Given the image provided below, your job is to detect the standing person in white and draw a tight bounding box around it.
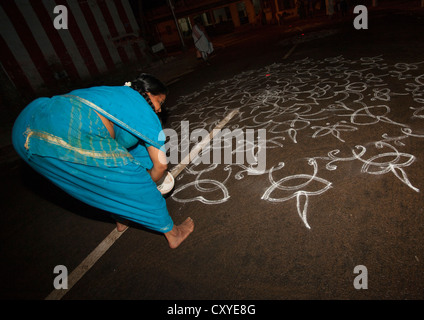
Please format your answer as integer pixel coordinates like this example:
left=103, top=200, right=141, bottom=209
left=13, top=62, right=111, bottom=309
left=192, top=17, right=213, bottom=64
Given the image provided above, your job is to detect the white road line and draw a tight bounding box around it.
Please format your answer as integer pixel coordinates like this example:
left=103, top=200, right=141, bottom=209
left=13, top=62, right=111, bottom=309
left=45, top=228, right=125, bottom=300
left=283, top=43, right=298, bottom=60
left=44, top=108, right=239, bottom=300
left=170, top=108, right=239, bottom=178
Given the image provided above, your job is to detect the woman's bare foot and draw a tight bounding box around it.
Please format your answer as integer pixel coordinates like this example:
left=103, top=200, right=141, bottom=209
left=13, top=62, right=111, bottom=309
left=164, top=217, right=194, bottom=249
left=116, top=221, right=129, bottom=232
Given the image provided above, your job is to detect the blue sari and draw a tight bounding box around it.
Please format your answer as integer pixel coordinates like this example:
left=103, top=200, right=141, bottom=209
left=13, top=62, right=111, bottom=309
left=12, top=86, right=173, bottom=233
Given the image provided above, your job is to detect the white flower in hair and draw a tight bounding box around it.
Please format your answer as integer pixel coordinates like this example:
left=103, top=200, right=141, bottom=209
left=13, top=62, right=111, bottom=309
left=124, top=82, right=131, bottom=87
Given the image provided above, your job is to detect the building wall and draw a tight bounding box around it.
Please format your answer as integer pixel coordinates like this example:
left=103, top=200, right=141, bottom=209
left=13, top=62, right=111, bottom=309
left=146, top=0, right=258, bottom=50
left=0, top=0, right=150, bottom=101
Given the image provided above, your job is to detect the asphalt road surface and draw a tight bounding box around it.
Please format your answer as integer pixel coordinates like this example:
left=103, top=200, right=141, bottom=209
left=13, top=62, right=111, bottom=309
left=1, top=5, right=423, bottom=306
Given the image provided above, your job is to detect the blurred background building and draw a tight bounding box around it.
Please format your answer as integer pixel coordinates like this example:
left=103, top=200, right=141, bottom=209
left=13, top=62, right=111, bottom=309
left=142, top=0, right=307, bottom=52
left=0, top=0, right=333, bottom=107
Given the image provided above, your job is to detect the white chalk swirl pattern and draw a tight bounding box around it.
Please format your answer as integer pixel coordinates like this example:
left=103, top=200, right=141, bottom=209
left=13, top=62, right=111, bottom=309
left=166, top=56, right=424, bottom=229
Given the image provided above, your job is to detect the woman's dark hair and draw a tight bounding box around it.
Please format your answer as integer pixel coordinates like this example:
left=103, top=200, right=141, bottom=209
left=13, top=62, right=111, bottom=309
left=130, top=73, right=169, bottom=113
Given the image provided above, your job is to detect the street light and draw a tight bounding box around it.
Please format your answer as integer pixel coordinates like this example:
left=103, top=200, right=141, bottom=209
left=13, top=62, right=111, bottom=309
left=167, top=0, right=186, bottom=50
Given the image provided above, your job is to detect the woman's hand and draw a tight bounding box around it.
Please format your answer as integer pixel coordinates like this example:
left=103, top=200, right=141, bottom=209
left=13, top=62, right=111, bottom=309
left=147, top=146, right=168, bottom=182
